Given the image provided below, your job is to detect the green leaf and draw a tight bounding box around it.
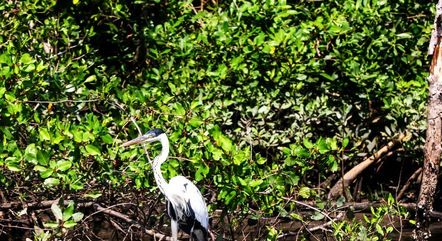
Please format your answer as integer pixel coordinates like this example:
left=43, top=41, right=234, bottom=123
left=39, top=128, right=51, bottom=141
left=72, top=212, right=84, bottom=222
left=174, top=103, right=186, bottom=116
left=396, top=33, right=412, bottom=39
left=225, top=190, right=237, bottom=205
left=249, top=179, right=263, bottom=187
left=310, top=212, right=325, bottom=221
left=24, top=64, right=35, bottom=72
left=328, top=155, right=338, bottom=172
left=43, top=221, right=59, bottom=229
left=63, top=220, right=77, bottom=228
left=342, top=138, right=349, bottom=148
left=375, top=223, right=384, bottom=236
left=84, top=75, right=97, bottom=83
left=37, top=150, right=50, bottom=166
left=36, top=62, right=47, bottom=72
left=63, top=202, right=75, bottom=221
left=70, top=182, right=84, bottom=191
left=189, top=116, right=203, bottom=127
left=6, top=157, right=20, bottom=172
left=85, top=144, right=101, bottom=156
left=320, top=72, right=337, bottom=81
left=101, top=134, right=113, bottom=144
left=24, top=144, right=38, bottom=164
left=317, top=138, right=329, bottom=154
left=33, top=165, right=48, bottom=172
left=290, top=212, right=303, bottom=221
left=256, top=156, right=267, bottom=165
left=190, top=99, right=201, bottom=109
left=83, top=192, right=102, bottom=199
left=0, top=87, right=5, bottom=98
left=44, top=177, right=60, bottom=187
left=6, top=162, right=21, bottom=172
left=293, top=146, right=310, bottom=158
left=298, top=186, right=311, bottom=199
left=211, top=147, right=223, bottom=161
left=336, top=196, right=346, bottom=207
left=56, top=160, right=72, bottom=172
left=40, top=169, right=54, bottom=178
left=233, top=149, right=246, bottom=165
left=217, top=134, right=233, bottom=153
left=328, top=138, right=338, bottom=150
left=195, top=164, right=209, bottom=182
left=19, top=53, right=35, bottom=65
left=303, top=138, right=314, bottom=149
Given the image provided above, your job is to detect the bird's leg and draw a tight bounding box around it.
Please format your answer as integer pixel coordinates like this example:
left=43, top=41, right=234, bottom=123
left=171, top=220, right=178, bottom=241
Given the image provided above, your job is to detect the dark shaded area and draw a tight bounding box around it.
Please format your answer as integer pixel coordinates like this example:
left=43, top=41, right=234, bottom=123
left=53, top=0, right=170, bottom=81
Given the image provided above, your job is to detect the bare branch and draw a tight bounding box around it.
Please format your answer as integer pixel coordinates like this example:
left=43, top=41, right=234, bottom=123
left=328, top=133, right=408, bottom=199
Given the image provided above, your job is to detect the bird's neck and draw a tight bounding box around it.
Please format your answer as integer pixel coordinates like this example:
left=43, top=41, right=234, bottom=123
left=152, top=135, right=170, bottom=196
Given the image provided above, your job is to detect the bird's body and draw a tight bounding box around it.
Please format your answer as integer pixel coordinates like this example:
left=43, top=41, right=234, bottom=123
left=167, top=176, right=208, bottom=241
left=123, top=129, right=209, bottom=241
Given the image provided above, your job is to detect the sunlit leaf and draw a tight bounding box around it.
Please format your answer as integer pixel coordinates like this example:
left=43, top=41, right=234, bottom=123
left=72, top=212, right=84, bottom=222
left=298, top=186, right=311, bottom=199
left=39, top=128, right=51, bottom=141
left=24, top=144, right=38, bottom=164
left=51, top=203, right=63, bottom=221
left=19, top=53, right=35, bottom=65
left=310, top=212, right=324, bottom=221
left=44, top=178, right=60, bottom=187
left=85, top=144, right=101, bottom=156
left=56, top=160, right=72, bottom=172
left=62, top=202, right=75, bottom=221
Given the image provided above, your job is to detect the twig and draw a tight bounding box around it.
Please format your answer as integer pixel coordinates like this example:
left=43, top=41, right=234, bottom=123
left=397, top=167, right=423, bottom=201
left=130, top=117, right=143, bottom=136
left=91, top=203, right=174, bottom=241
left=169, top=156, right=194, bottom=162
left=82, top=202, right=137, bottom=223
left=277, top=211, right=345, bottom=240
left=0, top=223, right=50, bottom=231
left=110, top=219, right=127, bottom=234
left=128, top=117, right=152, bottom=163
left=286, top=199, right=334, bottom=223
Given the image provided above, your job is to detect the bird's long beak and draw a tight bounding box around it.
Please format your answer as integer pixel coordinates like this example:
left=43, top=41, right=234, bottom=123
left=121, top=133, right=154, bottom=147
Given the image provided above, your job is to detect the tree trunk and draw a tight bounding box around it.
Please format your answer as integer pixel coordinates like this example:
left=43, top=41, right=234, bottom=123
left=415, top=1, right=442, bottom=239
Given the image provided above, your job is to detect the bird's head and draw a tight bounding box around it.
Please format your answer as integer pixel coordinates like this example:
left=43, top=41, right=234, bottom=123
left=122, top=128, right=165, bottom=147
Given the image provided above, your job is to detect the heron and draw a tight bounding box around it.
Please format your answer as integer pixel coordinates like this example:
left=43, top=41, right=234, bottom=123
left=122, top=128, right=209, bottom=241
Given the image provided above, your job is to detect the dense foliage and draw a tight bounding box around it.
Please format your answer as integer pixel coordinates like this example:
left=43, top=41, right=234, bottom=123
left=0, top=0, right=433, bottom=239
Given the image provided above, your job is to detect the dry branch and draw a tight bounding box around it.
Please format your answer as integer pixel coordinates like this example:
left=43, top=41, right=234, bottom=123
left=0, top=199, right=175, bottom=241
left=328, top=133, right=407, bottom=199
left=397, top=167, right=422, bottom=201
left=91, top=203, right=174, bottom=241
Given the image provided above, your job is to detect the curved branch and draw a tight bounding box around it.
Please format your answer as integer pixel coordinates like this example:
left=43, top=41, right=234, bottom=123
left=328, top=133, right=408, bottom=199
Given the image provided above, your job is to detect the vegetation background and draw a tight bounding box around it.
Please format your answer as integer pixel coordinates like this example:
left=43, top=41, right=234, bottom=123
left=0, top=0, right=434, bottom=240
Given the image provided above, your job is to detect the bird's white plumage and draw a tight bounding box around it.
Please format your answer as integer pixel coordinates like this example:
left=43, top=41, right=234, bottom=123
left=167, top=175, right=209, bottom=229
left=123, top=130, right=209, bottom=241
